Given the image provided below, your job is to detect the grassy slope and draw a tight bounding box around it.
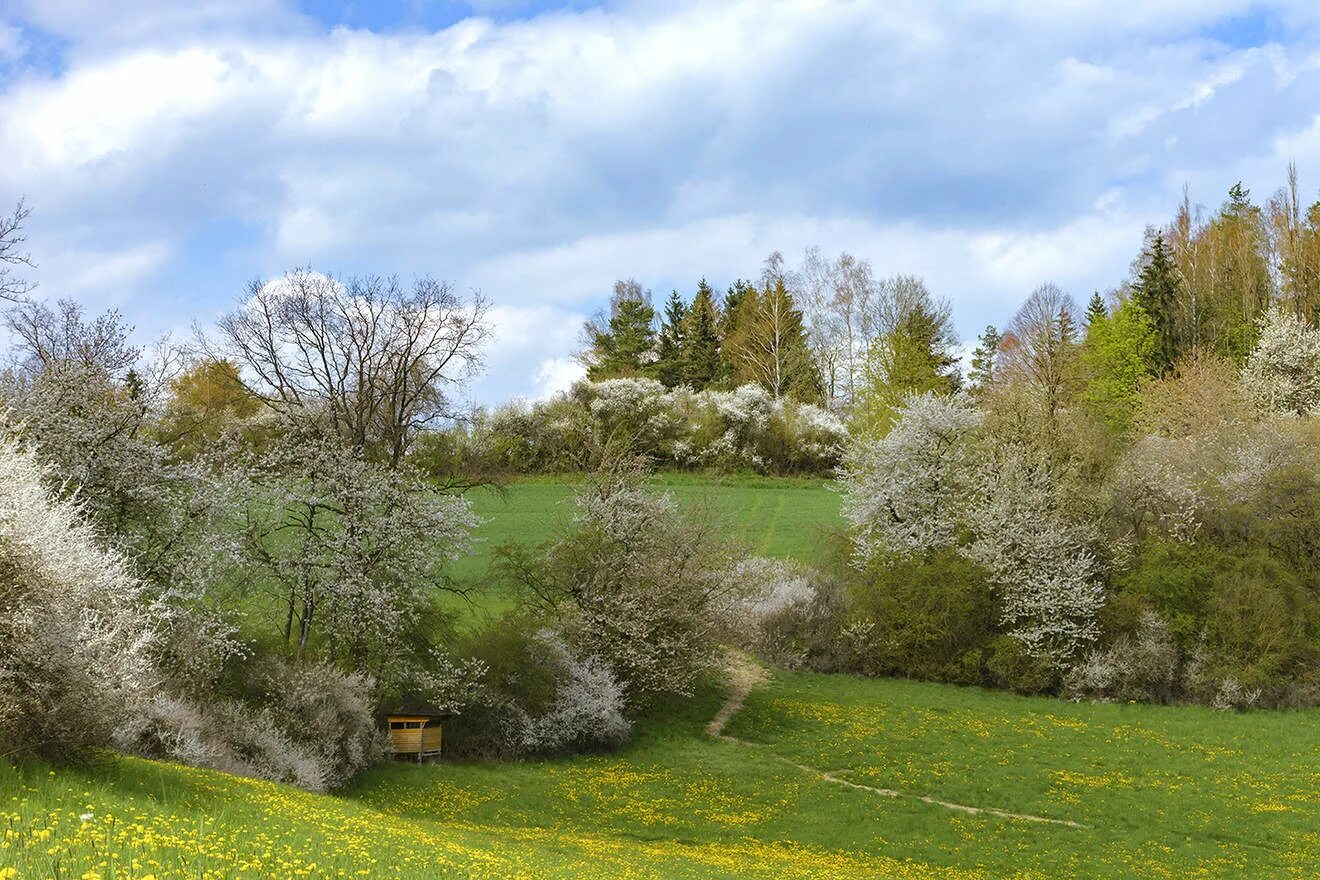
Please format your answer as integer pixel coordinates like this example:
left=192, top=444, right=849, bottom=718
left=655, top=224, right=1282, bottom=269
left=7, top=474, right=1319, bottom=877
left=444, top=473, right=842, bottom=617
left=4, top=670, right=1318, bottom=878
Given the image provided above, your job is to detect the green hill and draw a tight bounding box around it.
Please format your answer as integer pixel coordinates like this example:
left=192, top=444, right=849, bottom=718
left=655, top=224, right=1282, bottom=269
left=445, top=474, right=842, bottom=616
left=5, top=665, right=1318, bottom=878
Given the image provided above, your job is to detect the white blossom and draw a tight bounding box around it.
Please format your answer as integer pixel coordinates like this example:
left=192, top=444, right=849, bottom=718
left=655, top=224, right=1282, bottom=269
left=0, top=432, right=157, bottom=753
left=1242, top=306, right=1320, bottom=416
left=840, top=392, right=981, bottom=560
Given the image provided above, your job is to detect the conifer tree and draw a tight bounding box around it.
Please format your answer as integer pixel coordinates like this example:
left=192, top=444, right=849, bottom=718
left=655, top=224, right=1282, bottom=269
left=1132, top=233, right=1182, bottom=376
left=584, top=279, right=657, bottom=379
left=852, top=295, right=960, bottom=434
left=717, top=279, right=756, bottom=385
left=1085, top=292, right=1107, bottom=327
left=680, top=279, right=721, bottom=390
left=723, top=278, right=821, bottom=401
left=655, top=289, right=687, bottom=388
left=968, top=325, right=1002, bottom=394
left=1058, top=307, right=1077, bottom=346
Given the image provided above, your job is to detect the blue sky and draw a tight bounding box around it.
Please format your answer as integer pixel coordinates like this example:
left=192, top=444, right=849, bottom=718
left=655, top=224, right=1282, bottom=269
left=2, top=0, right=1319, bottom=403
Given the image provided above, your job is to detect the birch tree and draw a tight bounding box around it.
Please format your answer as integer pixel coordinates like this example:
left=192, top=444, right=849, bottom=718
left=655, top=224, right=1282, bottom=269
left=724, top=265, right=820, bottom=402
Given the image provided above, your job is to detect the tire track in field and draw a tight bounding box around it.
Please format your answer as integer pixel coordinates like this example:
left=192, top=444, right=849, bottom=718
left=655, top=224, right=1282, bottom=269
left=709, top=652, right=1091, bottom=830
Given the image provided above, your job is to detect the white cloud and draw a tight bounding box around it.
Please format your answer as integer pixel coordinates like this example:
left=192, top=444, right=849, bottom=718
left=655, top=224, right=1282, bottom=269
left=2, top=0, right=1319, bottom=402
left=34, top=241, right=172, bottom=305
left=533, top=357, right=586, bottom=399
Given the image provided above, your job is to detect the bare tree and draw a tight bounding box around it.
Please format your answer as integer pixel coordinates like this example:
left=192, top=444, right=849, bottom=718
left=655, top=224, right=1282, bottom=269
left=5, top=298, right=141, bottom=377
left=799, top=248, right=876, bottom=406
left=0, top=200, right=35, bottom=304
left=209, top=269, right=491, bottom=468
left=1000, top=282, right=1080, bottom=421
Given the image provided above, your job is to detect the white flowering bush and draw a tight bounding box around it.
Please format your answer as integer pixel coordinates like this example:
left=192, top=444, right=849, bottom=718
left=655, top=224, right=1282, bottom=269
left=721, top=556, right=848, bottom=669
left=434, top=380, right=847, bottom=476
left=1111, top=419, right=1318, bottom=545
left=118, top=662, right=385, bottom=792
left=841, top=392, right=1106, bottom=668
left=123, top=695, right=328, bottom=791
left=516, top=632, right=630, bottom=755
left=1064, top=612, right=1178, bottom=704
left=840, top=392, right=981, bottom=560
left=963, top=442, right=1106, bottom=665
left=498, top=460, right=740, bottom=703
left=258, top=662, right=386, bottom=789
left=0, top=434, right=157, bottom=756
left=240, top=433, right=478, bottom=674
left=1242, top=306, right=1320, bottom=416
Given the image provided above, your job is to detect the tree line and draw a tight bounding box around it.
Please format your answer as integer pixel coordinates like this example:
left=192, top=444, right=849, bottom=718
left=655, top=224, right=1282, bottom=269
left=583, top=166, right=1320, bottom=444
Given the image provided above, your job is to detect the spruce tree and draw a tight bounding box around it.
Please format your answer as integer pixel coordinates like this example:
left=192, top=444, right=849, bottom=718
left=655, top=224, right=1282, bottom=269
left=852, top=298, right=960, bottom=434
left=717, top=279, right=756, bottom=385
left=655, top=289, right=687, bottom=388
left=967, top=324, right=1001, bottom=394
left=586, top=280, right=657, bottom=379
left=1057, top=307, right=1078, bottom=346
left=1133, top=233, right=1181, bottom=376
left=1085, top=292, right=1107, bottom=327
left=680, top=279, right=721, bottom=389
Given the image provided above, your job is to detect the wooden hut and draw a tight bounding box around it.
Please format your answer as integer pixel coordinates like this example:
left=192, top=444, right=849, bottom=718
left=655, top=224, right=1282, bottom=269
left=386, top=706, right=451, bottom=762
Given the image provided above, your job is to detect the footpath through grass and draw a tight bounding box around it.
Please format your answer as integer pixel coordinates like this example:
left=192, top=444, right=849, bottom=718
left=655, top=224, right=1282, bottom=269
left=5, top=669, right=1318, bottom=878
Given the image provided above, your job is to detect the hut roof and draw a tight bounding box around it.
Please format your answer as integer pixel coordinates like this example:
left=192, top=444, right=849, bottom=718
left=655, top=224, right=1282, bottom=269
left=387, top=701, right=456, bottom=720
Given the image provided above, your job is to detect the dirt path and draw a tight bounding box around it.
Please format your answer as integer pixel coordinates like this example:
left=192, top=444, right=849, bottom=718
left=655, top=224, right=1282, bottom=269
left=707, top=652, right=1090, bottom=830
left=706, top=650, right=769, bottom=738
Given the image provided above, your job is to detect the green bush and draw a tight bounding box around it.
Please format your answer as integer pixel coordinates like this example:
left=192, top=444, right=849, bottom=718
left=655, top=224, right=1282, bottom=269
left=985, top=635, right=1057, bottom=694
left=845, top=551, right=997, bottom=685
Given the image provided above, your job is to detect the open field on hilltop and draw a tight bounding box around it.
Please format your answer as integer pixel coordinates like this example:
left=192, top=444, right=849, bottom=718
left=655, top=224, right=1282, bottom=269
left=444, top=473, right=843, bottom=616
left=5, top=666, right=1318, bottom=879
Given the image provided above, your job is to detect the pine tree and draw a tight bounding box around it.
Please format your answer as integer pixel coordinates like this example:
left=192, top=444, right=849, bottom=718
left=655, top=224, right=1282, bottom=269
left=1085, top=292, right=1107, bottom=327
left=680, top=279, right=721, bottom=389
left=1133, top=233, right=1181, bottom=376
left=655, top=289, right=687, bottom=388
left=585, top=280, right=657, bottom=379
left=968, top=325, right=1002, bottom=394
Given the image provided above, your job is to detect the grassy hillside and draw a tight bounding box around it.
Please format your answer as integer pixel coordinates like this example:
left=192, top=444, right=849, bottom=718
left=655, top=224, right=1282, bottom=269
left=5, top=668, right=1318, bottom=878
left=445, top=473, right=842, bottom=615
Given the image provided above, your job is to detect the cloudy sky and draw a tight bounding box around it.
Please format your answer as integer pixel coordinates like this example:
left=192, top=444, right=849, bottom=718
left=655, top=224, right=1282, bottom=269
left=2, top=1, right=1319, bottom=403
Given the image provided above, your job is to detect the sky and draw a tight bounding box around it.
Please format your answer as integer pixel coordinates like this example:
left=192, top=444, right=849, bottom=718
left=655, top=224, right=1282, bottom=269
left=1, top=0, right=1319, bottom=405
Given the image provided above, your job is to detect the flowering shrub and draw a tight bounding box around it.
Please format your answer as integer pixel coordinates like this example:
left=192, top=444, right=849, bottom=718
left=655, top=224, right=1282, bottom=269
left=119, top=662, right=385, bottom=792
left=516, top=632, right=630, bottom=755
left=1064, top=612, right=1178, bottom=704
left=422, top=380, right=847, bottom=476
left=841, top=392, right=1105, bottom=667
left=123, top=695, right=328, bottom=791
left=1242, top=306, right=1320, bottom=416
left=0, top=434, right=157, bottom=757
left=496, top=460, right=741, bottom=705
left=258, top=662, right=386, bottom=789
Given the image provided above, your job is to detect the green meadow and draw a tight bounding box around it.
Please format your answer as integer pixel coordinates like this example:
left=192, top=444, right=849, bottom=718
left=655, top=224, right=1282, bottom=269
left=4, top=667, right=1318, bottom=878
left=6, top=474, right=1319, bottom=879
left=445, top=474, right=843, bottom=616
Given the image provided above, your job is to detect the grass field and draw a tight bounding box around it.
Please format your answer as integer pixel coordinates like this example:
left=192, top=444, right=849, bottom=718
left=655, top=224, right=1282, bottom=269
left=444, top=473, right=842, bottom=616
left=7, top=474, right=1318, bottom=878
left=4, top=667, right=1318, bottom=879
